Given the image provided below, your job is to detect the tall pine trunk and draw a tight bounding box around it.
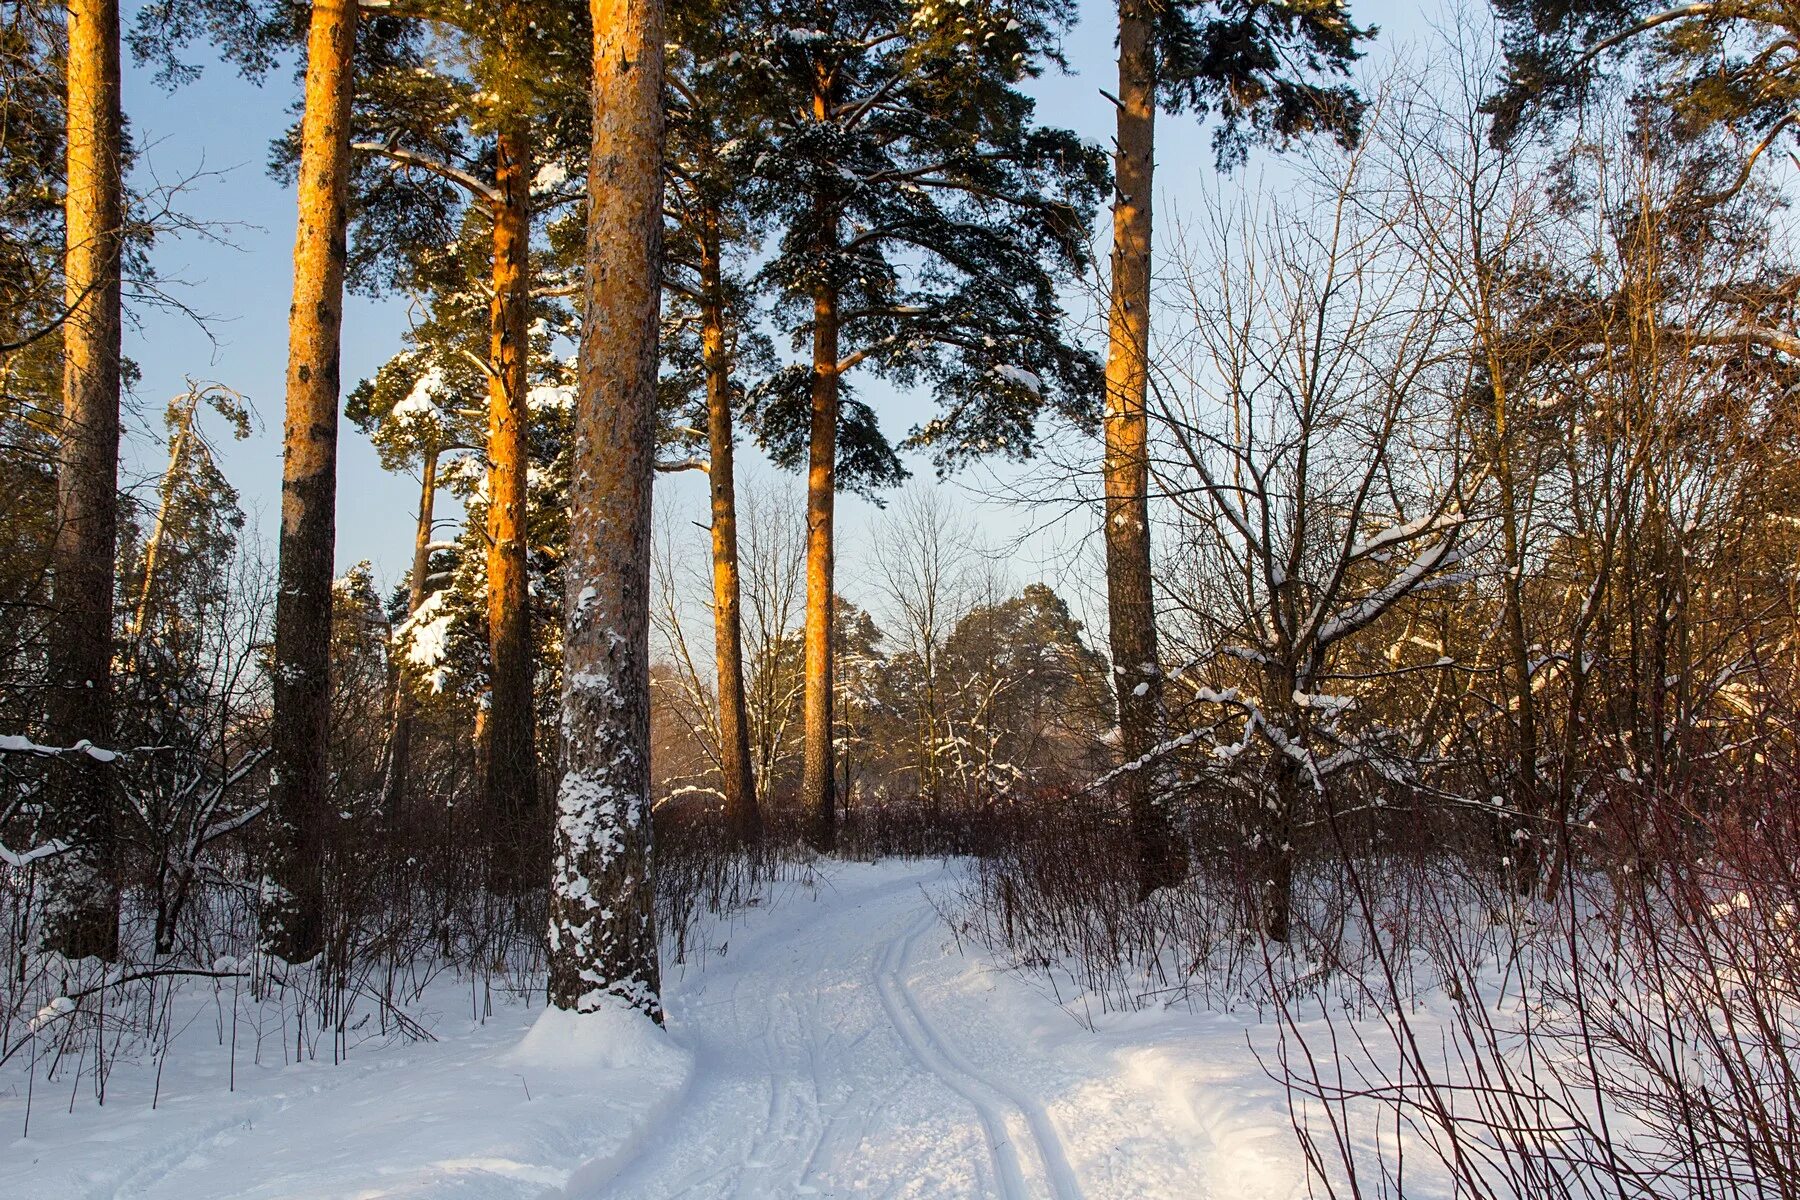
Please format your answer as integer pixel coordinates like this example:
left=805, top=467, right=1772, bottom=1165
left=45, top=0, right=124, bottom=960
left=699, top=213, right=759, bottom=846
left=1104, top=0, right=1185, bottom=898
left=381, top=447, right=438, bottom=823
left=267, top=0, right=357, bottom=964
left=484, top=103, right=537, bottom=883
left=549, top=0, right=664, bottom=1018
left=799, top=270, right=839, bottom=854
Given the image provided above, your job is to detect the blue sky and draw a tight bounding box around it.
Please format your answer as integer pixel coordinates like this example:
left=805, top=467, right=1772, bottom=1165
left=118, top=0, right=1434, bottom=610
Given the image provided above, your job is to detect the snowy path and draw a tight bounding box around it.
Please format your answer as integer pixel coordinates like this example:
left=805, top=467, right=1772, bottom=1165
left=598, top=867, right=1086, bottom=1199
left=590, top=861, right=1291, bottom=1200
left=4, top=861, right=1308, bottom=1199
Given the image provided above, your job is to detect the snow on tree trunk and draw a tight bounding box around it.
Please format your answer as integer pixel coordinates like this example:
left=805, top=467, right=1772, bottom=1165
left=1103, top=0, right=1186, bottom=899
left=548, top=0, right=664, bottom=1018
left=485, top=85, right=538, bottom=884
left=267, top=0, right=357, bottom=964
left=700, top=215, right=760, bottom=847
left=44, top=0, right=124, bottom=960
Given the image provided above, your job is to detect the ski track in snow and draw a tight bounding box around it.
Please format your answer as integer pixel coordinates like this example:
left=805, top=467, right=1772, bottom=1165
left=6, top=861, right=1314, bottom=1200
left=873, top=911, right=1082, bottom=1200
left=587, top=862, right=1246, bottom=1200
left=593, top=866, right=1025, bottom=1199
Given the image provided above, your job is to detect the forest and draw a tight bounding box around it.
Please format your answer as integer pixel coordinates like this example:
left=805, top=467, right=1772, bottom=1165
left=2, top=0, right=1799, bottom=1196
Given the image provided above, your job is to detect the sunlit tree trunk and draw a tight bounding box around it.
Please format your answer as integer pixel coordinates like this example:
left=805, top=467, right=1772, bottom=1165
left=796, top=66, right=841, bottom=854
left=45, top=0, right=124, bottom=960
left=548, top=0, right=664, bottom=1018
left=800, top=268, right=839, bottom=854
left=267, top=0, right=357, bottom=964
left=699, top=213, right=759, bottom=846
left=129, top=394, right=197, bottom=644
left=1104, top=0, right=1185, bottom=897
left=484, top=94, right=537, bottom=882
left=381, top=448, right=437, bottom=823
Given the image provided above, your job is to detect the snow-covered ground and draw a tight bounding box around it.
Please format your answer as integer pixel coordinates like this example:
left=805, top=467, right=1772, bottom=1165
left=4, top=861, right=1313, bottom=1199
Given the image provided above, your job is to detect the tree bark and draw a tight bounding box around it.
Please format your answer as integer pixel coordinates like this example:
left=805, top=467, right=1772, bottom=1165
left=266, top=0, right=357, bottom=965
left=1258, top=673, right=1301, bottom=943
left=799, top=272, right=839, bottom=853
left=484, top=101, right=538, bottom=882
left=699, top=213, right=759, bottom=847
left=1104, top=0, right=1185, bottom=898
left=1260, top=759, right=1298, bottom=943
left=45, top=0, right=124, bottom=960
left=549, top=0, right=664, bottom=1018
left=381, top=447, right=438, bottom=823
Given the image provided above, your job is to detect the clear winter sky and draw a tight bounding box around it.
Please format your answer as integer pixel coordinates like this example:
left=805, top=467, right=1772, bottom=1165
left=119, top=0, right=1437, bottom=619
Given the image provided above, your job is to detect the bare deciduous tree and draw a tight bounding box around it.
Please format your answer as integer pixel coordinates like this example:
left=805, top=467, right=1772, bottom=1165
left=1158, top=124, right=1475, bottom=941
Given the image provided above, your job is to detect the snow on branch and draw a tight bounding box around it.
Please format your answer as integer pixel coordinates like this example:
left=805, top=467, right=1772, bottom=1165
left=0, top=837, right=68, bottom=869
left=0, top=734, right=121, bottom=762
left=1313, top=538, right=1469, bottom=650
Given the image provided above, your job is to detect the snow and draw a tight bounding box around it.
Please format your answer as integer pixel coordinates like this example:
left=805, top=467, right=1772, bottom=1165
left=526, top=381, right=574, bottom=413
left=396, top=589, right=455, bottom=693
left=0, top=836, right=67, bottom=869
left=0, top=734, right=118, bottom=762
left=993, top=365, right=1043, bottom=396
left=530, top=161, right=571, bottom=196
left=387, top=366, right=453, bottom=438
left=1, top=970, right=687, bottom=1199
left=584, top=861, right=1313, bottom=1199
left=3, top=862, right=1388, bottom=1198
left=27, top=996, right=74, bottom=1034
left=772, top=25, right=831, bottom=45
left=508, top=999, right=691, bottom=1079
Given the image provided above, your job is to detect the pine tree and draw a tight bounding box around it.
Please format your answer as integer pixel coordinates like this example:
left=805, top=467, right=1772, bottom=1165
left=479, top=1, right=540, bottom=871
left=266, top=0, right=357, bottom=964
left=0, top=5, right=66, bottom=365
left=548, top=0, right=665, bottom=1018
left=937, top=583, right=1112, bottom=798
left=112, top=386, right=257, bottom=956
left=41, top=0, right=126, bottom=960
left=341, top=0, right=589, bottom=880
left=831, top=597, right=886, bottom=813
left=346, top=330, right=479, bottom=821
left=662, top=1, right=770, bottom=846
left=1489, top=1, right=1800, bottom=160
left=1101, top=0, right=1366, bottom=898
left=0, top=6, right=65, bottom=769
left=125, top=384, right=251, bottom=648
left=725, top=0, right=1107, bottom=851
left=348, top=274, right=576, bottom=831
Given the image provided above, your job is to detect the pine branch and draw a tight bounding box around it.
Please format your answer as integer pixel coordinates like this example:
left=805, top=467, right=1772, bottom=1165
left=352, top=142, right=501, bottom=206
